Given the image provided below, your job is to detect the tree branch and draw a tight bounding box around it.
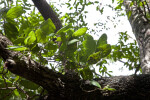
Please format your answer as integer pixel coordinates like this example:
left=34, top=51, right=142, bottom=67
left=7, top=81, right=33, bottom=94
left=1, top=33, right=150, bottom=99
left=32, top=0, right=62, bottom=32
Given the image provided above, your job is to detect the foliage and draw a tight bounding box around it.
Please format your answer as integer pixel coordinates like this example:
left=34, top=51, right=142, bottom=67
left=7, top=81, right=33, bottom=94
left=0, top=0, right=140, bottom=99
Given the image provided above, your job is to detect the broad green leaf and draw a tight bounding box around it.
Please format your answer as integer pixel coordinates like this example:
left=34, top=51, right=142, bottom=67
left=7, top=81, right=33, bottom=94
left=6, top=45, right=28, bottom=51
left=82, top=34, right=96, bottom=56
left=48, top=33, right=55, bottom=37
left=88, top=44, right=111, bottom=64
left=20, top=79, right=39, bottom=90
left=87, top=51, right=102, bottom=64
left=91, top=80, right=101, bottom=88
left=6, top=6, right=24, bottom=19
left=45, top=42, right=58, bottom=51
left=59, top=42, right=67, bottom=52
left=68, top=39, right=79, bottom=45
left=59, top=33, right=67, bottom=51
left=56, top=24, right=72, bottom=35
left=15, top=76, right=20, bottom=81
left=80, top=67, right=93, bottom=80
left=72, top=27, right=87, bottom=37
left=35, top=29, right=46, bottom=43
left=56, top=37, right=62, bottom=42
left=13, top=37, right=25, bottom=45
left=31, top=44, right=40, bottom=54
left=28, top=31, right=36, bottom=43
left=24, top=31, right=36, bottom=45
left=98, top=44, right=111, bottom=58
left=23, top=28, right=32, bottom=37
left=3, top=22, right=18, bottom=41
left=40, top=18, right=56, bottom=35
left=14, top=89, right=20, bottom=97
left=97, top=33, right=107, bottom=48
left=24, top=36, right=30, bottom=45
left=66, top=41, right=77, bottom=60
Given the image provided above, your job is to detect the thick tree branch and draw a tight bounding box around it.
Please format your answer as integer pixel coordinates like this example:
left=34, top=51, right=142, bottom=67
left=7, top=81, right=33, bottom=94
left=1, top=33, right=150, bottom=99
left=32, top=0, right=62, bottom=32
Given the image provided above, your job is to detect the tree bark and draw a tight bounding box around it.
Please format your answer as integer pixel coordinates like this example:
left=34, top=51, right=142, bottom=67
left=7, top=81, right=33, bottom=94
left=32, top=0, right=62, bottom=32
left=124, top=0, right=150, bottom=74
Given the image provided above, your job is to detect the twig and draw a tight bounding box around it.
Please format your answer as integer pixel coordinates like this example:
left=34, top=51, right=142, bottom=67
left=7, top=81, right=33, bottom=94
left=15, top=84, right=30, bottom=99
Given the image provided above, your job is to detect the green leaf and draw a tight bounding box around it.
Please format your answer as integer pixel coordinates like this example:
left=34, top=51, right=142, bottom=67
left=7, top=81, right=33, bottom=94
left=56, top=24, right=72, bottom=35
left=115, top=3, right=122, bottom=10
left=6, top=45, right=28, bottom=51
left=97, top=44, right=111, bottom=58
left=24, top=31, right=36, bottom=45
left=87, top=51, right=102, bottom=64
left=68, top=39, right=79, bottom=45
left=40, top=18, right=56, bottom=35
left=94, top=1, right=99, bottom=3
left=15, top=76, right=20, bottom=81
left=35, top=29, right=47, bottom=43
left=0, top=8, right=10, bottom=18
left=56, top=37, right=62, bottom=42
left=72, top=27, right=87, bottom=37
left=3, top=22, right=18, bottom=41
left=20, top=79, right=39, bottom=90
left=31, top=44, right=40, bottom=54
left=127, top=11, right=132, bottom=19
left=14, top=89, right=20, bottom=97
left=6, top=6, right=24, bottom=19
left=59, top=33, right=67, bottom=51
left=28, top=31, right=36, bottom=43
left=13, top=37, right=25, bottom=45
left=97, top=33, right=107, bottom=48
left=45, top=42, right=58, bottom=51
left=82, top=34, right=96, bottom=56
left=80, top=67, right=93, bottom=80
left=88, top=44, right=111, bottom=64
left=24, top=36, right=30, bottom=45
left=66, top=41, right=77, bottom=60
left=91, top=80, right=101, bottom=88
left=103, top=85, right=116, bottom=91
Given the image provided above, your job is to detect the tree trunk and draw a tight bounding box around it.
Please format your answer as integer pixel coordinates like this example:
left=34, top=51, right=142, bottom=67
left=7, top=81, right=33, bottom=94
left=1, top=0, right=150, bottom=100
left=124, top=0, right=150, bottom=74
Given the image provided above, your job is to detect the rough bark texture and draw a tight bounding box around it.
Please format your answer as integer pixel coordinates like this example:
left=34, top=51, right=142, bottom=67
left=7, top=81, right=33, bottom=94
left=0, top=0, right=150, bottom=100
left=32, top=0, right=62, bottom=32
left=124, top=0, right=150, bottom=74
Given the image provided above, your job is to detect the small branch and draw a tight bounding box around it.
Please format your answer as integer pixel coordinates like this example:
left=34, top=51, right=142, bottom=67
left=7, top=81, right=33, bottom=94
left=0, top=87, right=16, bottom=90
left=16, top=84, right=29, bottom=99
left=2, top=89, right=14, bottom=99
